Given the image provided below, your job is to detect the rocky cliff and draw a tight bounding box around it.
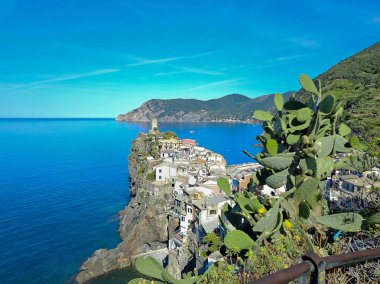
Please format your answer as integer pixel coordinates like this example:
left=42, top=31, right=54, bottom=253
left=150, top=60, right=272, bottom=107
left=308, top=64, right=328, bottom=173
left=76, top=202, right=169, bottom=283
left=76, top=134, right=173, bottom=283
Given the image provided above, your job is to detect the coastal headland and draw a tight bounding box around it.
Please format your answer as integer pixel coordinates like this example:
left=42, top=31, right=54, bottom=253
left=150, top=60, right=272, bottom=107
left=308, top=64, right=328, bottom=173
left=76, top=124, right=262, bottom=283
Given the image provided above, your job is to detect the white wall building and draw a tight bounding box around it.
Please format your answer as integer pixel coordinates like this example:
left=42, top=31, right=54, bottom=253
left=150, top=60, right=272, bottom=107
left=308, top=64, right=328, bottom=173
left=180, top=202, right=194, bottom=234
left=160, top=150, right=176, bottom=159
left=177, top=165, right=189, bottom=177
left=259, top=184, right=286, bottom=197
left=193, top=195, right=230, bottom=224
left=154, top=162, right=178, bottom=182
left=207, top=153, right=224, bottom=163
left=184, top=186, right=214, bottom=199
left=363, top=167, right=380, bottom=180
left=174, top=181, right=185, bottom=195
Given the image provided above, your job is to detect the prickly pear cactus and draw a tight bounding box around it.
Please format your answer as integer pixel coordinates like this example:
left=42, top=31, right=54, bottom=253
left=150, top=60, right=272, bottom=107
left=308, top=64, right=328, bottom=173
left=128, top=256, right=200, bottom=284
left=366, top=212, right=380, bottom=225
left=221, top=74, right=378, bottom=249
left=249, top=74, right=370, bottom=228
left=217, top=177, right=231, bottom=195
left=224, top=230, right=256, bottom=251
left=299, top=201, right=311, bottom=219
left=315, top=213, right=364, bottom=232
left=190, top=74, right=380, bottom=282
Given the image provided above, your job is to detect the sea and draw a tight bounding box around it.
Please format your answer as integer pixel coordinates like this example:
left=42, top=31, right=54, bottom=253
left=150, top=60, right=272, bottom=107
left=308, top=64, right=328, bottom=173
left=0, top=119, right=263, bottom=284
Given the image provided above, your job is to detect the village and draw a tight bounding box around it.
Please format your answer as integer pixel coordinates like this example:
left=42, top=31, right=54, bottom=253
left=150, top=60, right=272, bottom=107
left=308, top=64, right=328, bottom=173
left=131, top=119, right=380, bottom=277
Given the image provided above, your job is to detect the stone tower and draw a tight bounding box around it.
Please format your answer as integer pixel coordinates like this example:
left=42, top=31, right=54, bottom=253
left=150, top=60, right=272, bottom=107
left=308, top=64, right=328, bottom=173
left=151, top=118, right=158, bottom=132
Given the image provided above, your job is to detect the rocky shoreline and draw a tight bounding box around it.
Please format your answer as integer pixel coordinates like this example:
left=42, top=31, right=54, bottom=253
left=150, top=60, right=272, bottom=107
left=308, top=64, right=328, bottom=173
left=76, top=134, right=175, bottom=283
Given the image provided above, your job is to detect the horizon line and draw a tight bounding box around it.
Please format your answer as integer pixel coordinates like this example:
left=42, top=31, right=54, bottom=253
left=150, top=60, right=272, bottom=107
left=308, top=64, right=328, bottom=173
left=0, top=117, right=116, bottom=120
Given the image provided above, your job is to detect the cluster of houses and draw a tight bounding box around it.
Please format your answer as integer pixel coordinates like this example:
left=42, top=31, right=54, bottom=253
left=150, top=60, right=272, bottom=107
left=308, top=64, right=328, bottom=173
left=328, top=167, right=380, bottom=211
left=139, top=121, right=264, bottom=267
left=140, top=119, right=379, bottom=272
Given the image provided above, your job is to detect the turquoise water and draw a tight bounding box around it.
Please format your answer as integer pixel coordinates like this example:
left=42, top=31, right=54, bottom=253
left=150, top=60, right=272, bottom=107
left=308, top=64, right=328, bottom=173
left=0, top=119, right=262, bottom=283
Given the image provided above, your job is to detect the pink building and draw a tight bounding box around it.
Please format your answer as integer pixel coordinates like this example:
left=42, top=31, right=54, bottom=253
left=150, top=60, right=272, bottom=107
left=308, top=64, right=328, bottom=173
left=182, top=139, right=197, bottom=146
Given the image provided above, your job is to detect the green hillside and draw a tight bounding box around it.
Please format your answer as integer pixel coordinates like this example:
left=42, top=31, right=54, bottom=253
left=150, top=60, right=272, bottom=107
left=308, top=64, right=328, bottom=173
left=297, top=42, right=380, bottom=143
left=117, top=92, right=292, bottom=122
left=154, top=93, right=292, bottom=120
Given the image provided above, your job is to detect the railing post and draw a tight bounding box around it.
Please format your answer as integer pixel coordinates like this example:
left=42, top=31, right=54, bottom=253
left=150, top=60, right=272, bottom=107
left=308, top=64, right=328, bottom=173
left=297, top=268, right=311, bottom=284
left=302, top=252, right=326, bottom=284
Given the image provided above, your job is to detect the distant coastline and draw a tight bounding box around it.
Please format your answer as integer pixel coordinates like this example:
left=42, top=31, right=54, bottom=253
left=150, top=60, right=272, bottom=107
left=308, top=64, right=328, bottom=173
left=115, top=118, right=258, bottom=124
left=115, top=93, right=293, bottom=124
left=0, top=117, right=115, bottom=121
left=0, top=118, right=258, bottom=124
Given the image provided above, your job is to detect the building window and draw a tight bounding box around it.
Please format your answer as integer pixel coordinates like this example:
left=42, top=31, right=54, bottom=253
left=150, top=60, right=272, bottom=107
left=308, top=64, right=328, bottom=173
left=181, top=217, right=185, bottom=222
left=159, top=169, right=162, bottom=173
left=209, top=210, right=216, bottom=215
left=188, top=208, right=192, bottom=213
left=159, top=176, right=162, bottom=179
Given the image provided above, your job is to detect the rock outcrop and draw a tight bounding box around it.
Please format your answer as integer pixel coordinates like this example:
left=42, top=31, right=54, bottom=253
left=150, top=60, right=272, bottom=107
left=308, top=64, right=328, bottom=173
left=76, top=135, right=171, bottom=283
left=76, top=198, right=170, bottom=283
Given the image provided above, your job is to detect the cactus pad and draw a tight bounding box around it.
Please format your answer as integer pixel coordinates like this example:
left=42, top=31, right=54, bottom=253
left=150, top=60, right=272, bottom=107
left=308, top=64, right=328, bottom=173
left=316, top=213, right=363, bottom=232
left=224, top=230, right=255, bottom=251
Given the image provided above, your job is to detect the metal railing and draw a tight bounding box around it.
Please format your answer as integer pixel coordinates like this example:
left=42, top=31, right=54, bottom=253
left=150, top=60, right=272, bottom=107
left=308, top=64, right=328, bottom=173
left=252, top=247, right=380, bottom=284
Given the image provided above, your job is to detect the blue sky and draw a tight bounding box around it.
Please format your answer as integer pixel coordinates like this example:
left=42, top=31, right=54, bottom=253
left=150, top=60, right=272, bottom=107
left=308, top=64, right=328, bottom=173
left=0, top=0, right=379, bottom=118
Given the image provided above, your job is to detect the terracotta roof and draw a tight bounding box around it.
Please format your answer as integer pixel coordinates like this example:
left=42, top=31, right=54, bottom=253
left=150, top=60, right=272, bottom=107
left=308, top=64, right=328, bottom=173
left=182, top=139, right=197, bottom=145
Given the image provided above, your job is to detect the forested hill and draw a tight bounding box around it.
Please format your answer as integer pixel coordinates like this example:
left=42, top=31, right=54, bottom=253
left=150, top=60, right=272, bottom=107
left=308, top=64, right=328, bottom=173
left=117, top=42, right=379, bottom=143
left=116, top=93, right=292, bottom=122
left=297, top=41, right=380, bottom=141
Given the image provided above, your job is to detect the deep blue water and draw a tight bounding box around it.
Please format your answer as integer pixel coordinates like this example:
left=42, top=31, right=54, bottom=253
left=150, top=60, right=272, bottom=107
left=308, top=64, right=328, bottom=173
left=0, top=119, right=262, bottom=284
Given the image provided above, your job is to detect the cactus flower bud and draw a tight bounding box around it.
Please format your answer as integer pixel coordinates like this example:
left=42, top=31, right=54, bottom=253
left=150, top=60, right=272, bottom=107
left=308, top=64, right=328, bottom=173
left=283, top=219, right=292, bottom=230
left=258, top=207, right=266, bottom=214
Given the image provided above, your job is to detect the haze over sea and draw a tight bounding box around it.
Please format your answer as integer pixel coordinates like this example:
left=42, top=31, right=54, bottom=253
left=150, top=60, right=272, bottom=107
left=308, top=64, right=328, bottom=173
left=0, top=118, right=262, bottom=284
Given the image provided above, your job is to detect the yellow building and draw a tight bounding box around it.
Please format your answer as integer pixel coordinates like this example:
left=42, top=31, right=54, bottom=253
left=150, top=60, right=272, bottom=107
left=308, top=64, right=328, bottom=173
left=159, top=137, right=180, bottom=151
